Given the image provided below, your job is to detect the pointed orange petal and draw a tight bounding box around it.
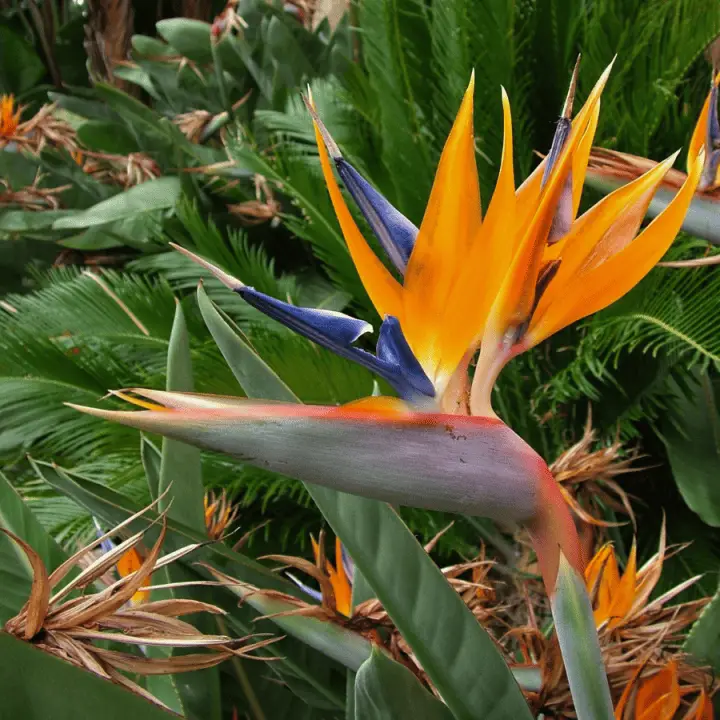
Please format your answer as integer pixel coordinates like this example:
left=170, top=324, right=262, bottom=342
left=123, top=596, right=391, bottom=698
left=636, top=662, right=680, bottom=720
left=690, top=690, right=714, bottom=720
left=436, top=88, right=516, bottom=385
left=571, top=98, right=602, bottom=218
left=584, top=543, right=614, bottom=592
left=614, top=661, right=645, bottom=719
left=607, top=541, right=637, bottom=629
left=592, top=545, right=620, bottom=625
left=688, top=71, right=720, bottom=174
left=531, top=149, right=677, bottom=331
left=311, top=110, right=403, bottom=319
left=529, top=143, right=704, bottom=344
left=331, top=536, right=353, bottom=617
left=117, top=547, right=151, bottom=606
left=402, top=75, right=482, bottom=380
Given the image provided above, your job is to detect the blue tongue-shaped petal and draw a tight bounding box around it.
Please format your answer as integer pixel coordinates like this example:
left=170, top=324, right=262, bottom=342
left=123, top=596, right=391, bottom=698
left=168, top=243, right=435, bottom=401
left=238, top=287, right=434, bottom=401
left=239, top=286, right=372, bottom=347
left=375, top=316, right=435, bottom=398
left=542, top=57, right=581, bottom=244
left=701, top=84, right=720, bottom=190
left=304, top=97, right=418, bottom=274
left=335, top=159, right=417, bottom=273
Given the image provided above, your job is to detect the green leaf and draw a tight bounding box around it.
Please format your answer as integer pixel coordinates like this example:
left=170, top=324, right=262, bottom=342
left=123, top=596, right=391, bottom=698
left=142, top=435, right=163, bottom=500
left=0, top=209, right=71, bottom=232
left=684, top=581, right=720, bottom=672
left=195, top=328, right=533, bottom=720
left=354, top=647, right=454, bottom=720
left=160, top=302, right=221, bottom=720
left=662, top=369, right=720, bottom=526
left=156, top=19, right=214, bottom=65
left=551, top=555, right=613, bottom=720
left=196, top=284, right=297, bottom=402
left=0, top=632, right=176, bottom=719
left=52, top=178, right=181, bottom=230
left=0, top=26, right=45, bottom=94
left=160, top=301, right=205, bottom=531
left=0, top=471, right=69, bottom=624
left=306, top=486, right=532, bottom=720
left=77, top=120, right=140, bottom=155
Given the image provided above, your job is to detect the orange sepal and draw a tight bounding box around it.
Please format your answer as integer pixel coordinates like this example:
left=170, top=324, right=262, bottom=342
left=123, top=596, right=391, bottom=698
left=402, top=74, right=482, bottom=380
left=529, top=141, right=704, bottom=345
left=116, top=547, right=152, bottom=605
left=635, top=662, right=681, bottom=720
left=436, top=88, right=515, bottom=385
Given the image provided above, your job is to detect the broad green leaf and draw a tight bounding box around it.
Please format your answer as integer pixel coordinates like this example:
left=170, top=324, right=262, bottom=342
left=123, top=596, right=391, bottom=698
left=551, top=555, right=613, bottom=720
left=0, top=210, right=71, bottom=232
left=0, top=26, right=45, bottom=94
left=196, top=284, right=297, bottom=402
left=142, top=435, right=163, bottom=500
left=185, top=331, right=533, bottom=720
left=156, top=19, right=214, bottom=65
left=160, top=301, right=205, bottom=531
left=52, top=178, right=181, bottom=230
left=306, top=486, right=533, bottom=720
left=161, top=301, right=221, bottom=720
left=132, top=35, right=176, bottom=57
left=684, top=581, right=720, bottom=672
left=0, top=632, right=176, bottom=719
left=354, top=647, right=454, bottom=720
left=663, top=370, right=720, bottom=526
left=0, top=471, right=68, bottom=624
left=77, top=120, right=139, bottom=155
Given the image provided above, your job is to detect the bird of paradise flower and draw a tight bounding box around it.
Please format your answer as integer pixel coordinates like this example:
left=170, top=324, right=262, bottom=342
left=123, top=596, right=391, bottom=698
left=71, top=60, right=709, bottom=716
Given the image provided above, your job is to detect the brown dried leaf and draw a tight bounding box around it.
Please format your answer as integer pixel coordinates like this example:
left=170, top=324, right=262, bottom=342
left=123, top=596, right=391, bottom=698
left=1, top=528, right=50, bottom=639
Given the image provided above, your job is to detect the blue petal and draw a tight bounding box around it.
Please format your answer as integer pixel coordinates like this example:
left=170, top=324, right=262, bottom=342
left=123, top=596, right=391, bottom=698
left=335, top=158, right=417, bottom=273
left=702, top=85, right=720, bottom=190
left=93, top=517, right=116, bottom=555
left=237, top=288, right=434, bottom=400
left=375, top=316, right=436, bottom=398
left=541, top=117, right=571, bottom=188
left=708, top=85, right=719, bottom=148
left=239, top=287, right=372, bottom=347
left=286, top=572, right=323, bottom=603
left=340, top=544, right=355, bottom=584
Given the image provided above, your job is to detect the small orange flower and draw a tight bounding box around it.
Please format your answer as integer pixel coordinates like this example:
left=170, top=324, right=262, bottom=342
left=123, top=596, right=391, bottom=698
left=116, top=546, right=152, bottom=605
left=585, top=541, right=638, bottom=629
left=614, top=660, right=715, bottom=720
left=0, top=94, right=21, bottom=138
left=311, top=535, right=353, bottom=617
left=203, top=489, right=239, bottom=541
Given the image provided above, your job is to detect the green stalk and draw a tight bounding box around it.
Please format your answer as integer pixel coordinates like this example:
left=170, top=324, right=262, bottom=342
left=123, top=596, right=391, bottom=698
left=551, top=554, right=613, bottom=720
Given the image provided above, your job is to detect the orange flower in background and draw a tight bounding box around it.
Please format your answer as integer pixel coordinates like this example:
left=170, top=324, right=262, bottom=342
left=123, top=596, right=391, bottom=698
left=311, top=535, right=353, bottom=617
left=585, top=542, right=638, bottom=629
left=614, top=660, right=715, bottom=720
left=0, top=94, right=21, bottom=138
left=116, top=546, right=152, bottom=606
